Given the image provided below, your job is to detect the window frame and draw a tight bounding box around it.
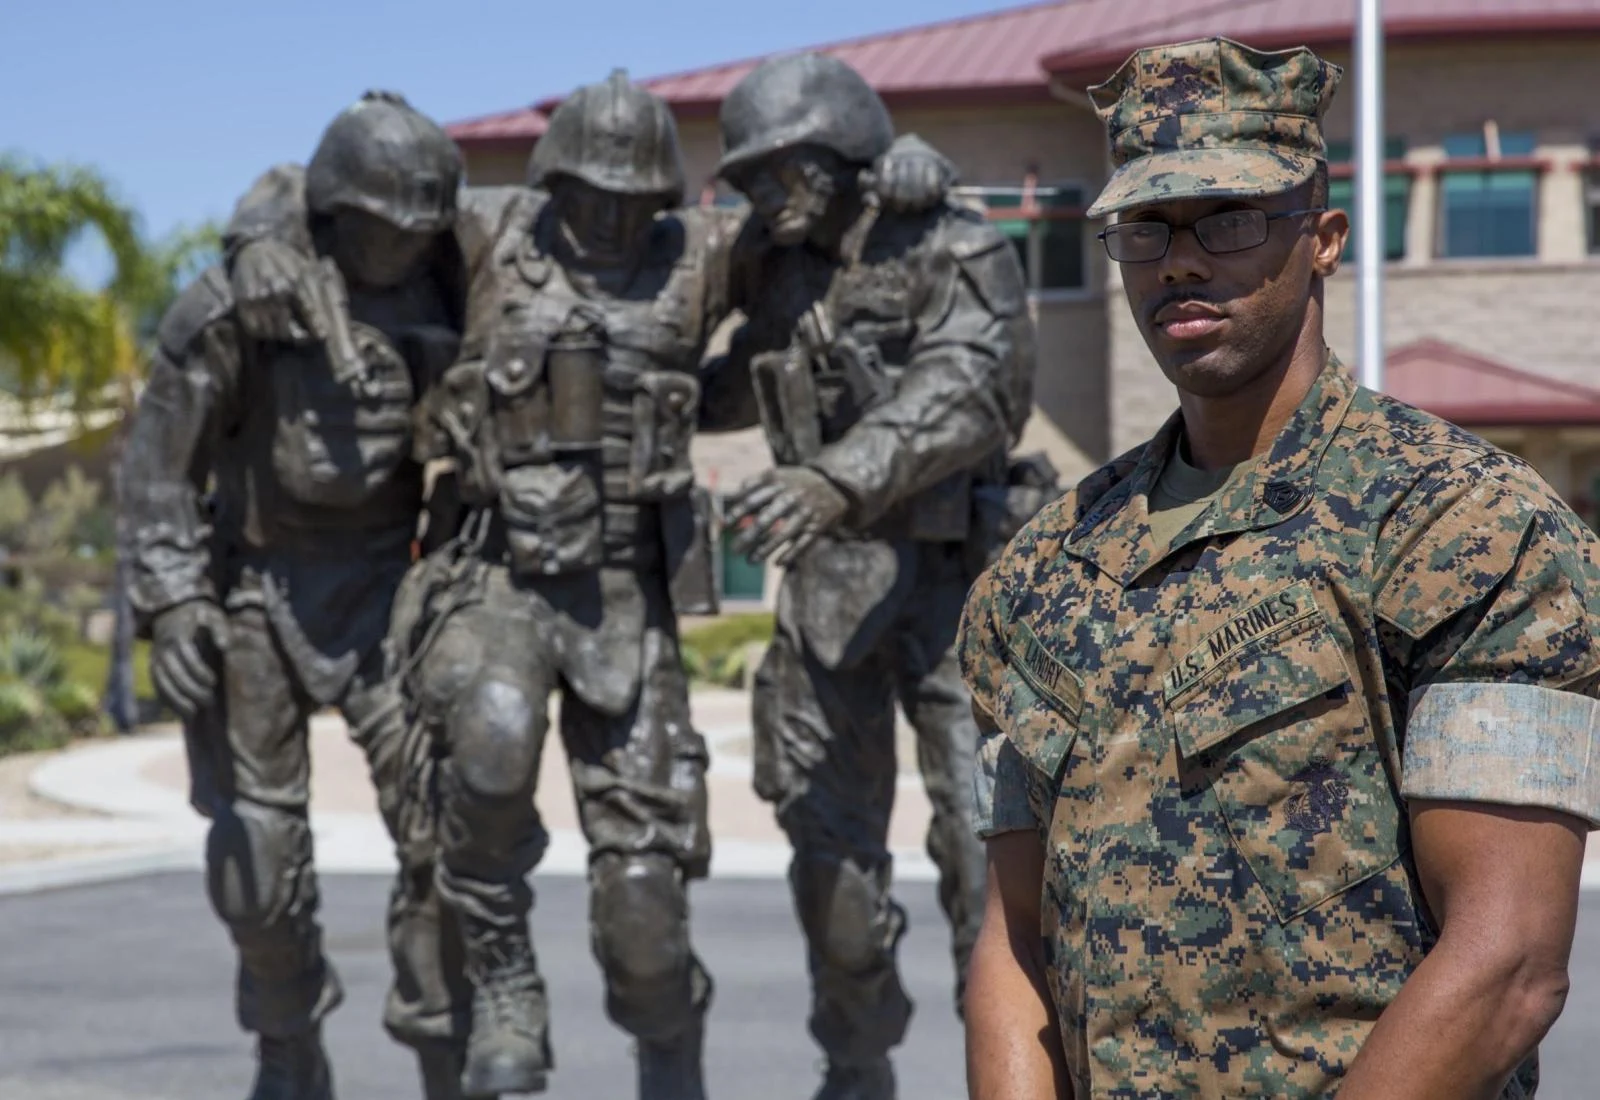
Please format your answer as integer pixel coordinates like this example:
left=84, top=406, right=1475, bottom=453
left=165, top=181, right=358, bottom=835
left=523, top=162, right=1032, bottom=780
left=1433, top=122, right=1544, bottom=262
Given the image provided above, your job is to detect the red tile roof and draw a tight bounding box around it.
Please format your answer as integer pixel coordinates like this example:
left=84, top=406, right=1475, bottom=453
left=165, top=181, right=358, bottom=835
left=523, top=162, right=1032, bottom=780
left=1383, top=339, right=1600, bottom=427
left=1041, top=0, right=1600, bottom=86
left=445, top=0, right=1600, bottom=144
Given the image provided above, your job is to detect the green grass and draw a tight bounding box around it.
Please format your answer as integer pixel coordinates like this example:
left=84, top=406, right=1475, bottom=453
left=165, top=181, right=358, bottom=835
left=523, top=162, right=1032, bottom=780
left=58, top=638, right=155, bottom=702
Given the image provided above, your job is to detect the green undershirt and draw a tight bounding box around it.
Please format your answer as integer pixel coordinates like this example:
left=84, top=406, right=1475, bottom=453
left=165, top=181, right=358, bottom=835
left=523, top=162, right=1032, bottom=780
left=1147, top=437, right=1257, bottom=555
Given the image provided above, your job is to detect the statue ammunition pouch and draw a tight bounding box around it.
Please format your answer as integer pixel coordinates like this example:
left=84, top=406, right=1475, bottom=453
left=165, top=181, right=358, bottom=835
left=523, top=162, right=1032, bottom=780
left=269, top=257, right=417, bottom=509
left=751, top=348, right=824, bottom=466
left=486, top=306, right=608, bottom=579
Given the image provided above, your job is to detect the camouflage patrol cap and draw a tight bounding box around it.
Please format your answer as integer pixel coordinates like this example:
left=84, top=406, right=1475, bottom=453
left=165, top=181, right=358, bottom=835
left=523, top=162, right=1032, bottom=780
left=1084, top=37, right=1343, bottom=218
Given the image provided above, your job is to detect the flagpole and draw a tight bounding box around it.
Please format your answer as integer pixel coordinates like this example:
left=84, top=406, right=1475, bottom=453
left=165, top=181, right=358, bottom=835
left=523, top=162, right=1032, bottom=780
left=1355, top=0, right=1386, bottom=391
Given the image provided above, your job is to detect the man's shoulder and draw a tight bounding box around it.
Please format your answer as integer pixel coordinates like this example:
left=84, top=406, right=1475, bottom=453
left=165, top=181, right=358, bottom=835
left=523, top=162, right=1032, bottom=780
left=1341, top=385, right=1568, bottom=523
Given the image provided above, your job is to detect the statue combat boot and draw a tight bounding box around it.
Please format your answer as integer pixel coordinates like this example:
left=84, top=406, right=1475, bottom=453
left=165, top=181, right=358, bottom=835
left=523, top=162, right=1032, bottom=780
left=460, top=917, right=552, bottom=1096
left=811, top=1058, right=896, bottom=1100
left=245, top=1028, right=334, bottom=1100
left=636, top=968, right=712, bottom=1100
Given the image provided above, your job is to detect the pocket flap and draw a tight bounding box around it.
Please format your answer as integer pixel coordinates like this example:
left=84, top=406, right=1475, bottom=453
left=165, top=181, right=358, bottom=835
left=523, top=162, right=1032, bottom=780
left=998, top=665, right=1079, bottom=782
left=1167, top=588, right=1353, bottom=759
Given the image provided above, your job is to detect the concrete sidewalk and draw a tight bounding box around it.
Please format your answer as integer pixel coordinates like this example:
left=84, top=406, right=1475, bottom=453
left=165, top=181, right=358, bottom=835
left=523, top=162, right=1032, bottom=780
left=6, top=689, right=1600, bottom=896
left=0, top=689, right=944, bottom=893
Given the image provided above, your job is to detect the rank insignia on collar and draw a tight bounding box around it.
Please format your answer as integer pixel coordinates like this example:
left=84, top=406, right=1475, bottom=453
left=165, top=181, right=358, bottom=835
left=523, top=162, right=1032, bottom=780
left=1264, top=481, right=1304, bottom=515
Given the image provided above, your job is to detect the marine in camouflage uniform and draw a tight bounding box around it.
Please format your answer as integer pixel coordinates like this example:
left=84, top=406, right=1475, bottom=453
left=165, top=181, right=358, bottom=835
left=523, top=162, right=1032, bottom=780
left=227, top=69, right=958, bottom=1100
left=122, top=92, right=468, bottom=1100
left=960, top=37, right=1600, bottom=1100
left=703, top=52, right=1038, bottom=1100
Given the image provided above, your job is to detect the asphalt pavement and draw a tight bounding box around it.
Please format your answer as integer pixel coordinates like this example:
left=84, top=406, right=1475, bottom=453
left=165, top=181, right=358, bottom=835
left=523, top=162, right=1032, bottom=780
left=0, top=871, right=967, bottom=1100
left=1, top=872, right=1598, bottom=1098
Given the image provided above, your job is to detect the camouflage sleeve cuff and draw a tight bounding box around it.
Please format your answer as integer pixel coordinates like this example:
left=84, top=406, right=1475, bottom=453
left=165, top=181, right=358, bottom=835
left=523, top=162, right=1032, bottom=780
left=1402, top=681, right=1600, bottom=827
left=973, top=724, right=1041, bottom=838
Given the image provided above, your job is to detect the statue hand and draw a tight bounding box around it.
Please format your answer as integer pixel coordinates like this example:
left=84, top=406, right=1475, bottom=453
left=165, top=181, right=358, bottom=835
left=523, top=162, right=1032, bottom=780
left=865, top=133, right=958, bottom=213
left=150, top=600, right=228, bottom=720
left=232, top=238, right=326, bottom=344
left=725, top=467, right=851, bottom=568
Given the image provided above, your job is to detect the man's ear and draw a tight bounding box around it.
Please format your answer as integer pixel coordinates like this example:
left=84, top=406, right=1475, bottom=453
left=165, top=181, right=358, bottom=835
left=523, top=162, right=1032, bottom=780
left=1312, top=208, right=1350, bottom=278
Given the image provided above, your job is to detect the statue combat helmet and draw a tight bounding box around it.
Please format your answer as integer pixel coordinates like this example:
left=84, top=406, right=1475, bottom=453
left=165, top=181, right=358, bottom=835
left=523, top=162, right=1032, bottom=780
left=305, top=90, right=463, bottom=233
left=528, top=69, right=687, bottom=206
left=716, top=52, right=894, bottom=180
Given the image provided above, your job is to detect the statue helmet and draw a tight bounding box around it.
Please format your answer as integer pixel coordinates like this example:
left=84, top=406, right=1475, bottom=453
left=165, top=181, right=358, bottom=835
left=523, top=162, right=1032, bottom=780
left=528, top=69, right=687, bottom=206
left=716, top=52, right=895, bottom=180
left=305, top=90, right=463, bottom=233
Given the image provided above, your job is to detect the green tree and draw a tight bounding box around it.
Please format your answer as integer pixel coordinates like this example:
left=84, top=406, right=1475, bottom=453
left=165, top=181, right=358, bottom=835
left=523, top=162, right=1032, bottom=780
left=0, top=154, right=219, bottom=405
left=1, top=154, right=221, bottom=732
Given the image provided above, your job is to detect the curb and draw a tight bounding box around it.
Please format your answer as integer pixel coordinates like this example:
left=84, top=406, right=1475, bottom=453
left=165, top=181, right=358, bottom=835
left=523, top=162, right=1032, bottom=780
left=0, top=844, right=198, bottom=897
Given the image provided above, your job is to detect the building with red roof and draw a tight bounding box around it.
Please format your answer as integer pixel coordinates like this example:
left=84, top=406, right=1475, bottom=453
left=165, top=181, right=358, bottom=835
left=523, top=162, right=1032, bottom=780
left=446, top=0, right=1600, bottom=600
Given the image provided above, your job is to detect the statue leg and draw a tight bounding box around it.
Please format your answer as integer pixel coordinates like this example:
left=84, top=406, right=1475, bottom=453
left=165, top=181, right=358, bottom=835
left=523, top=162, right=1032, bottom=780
left=559, top=575, right=711, bottom=1100
left=893, top=545, right=987, bottom=1022
left=753, top=589, right=908, bottom=1100
left=341, top=649, right=473, bottom=1099
left=429, top=580, right=556, bottom=1096
left=208, top=604, right=337, bottom=1100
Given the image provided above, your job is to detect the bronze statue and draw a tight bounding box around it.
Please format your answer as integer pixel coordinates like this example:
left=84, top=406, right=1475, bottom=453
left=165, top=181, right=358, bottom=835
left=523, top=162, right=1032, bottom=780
left=699, top=52, right=1041, bottom=1100
left=121, top=92, right=470, bottom=1100
left=220, top=70, right=957, bottom=1100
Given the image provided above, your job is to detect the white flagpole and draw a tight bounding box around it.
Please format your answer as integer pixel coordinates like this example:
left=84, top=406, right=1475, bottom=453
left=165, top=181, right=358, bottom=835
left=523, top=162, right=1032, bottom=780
left=1355, top=0, right=1386, bottom=391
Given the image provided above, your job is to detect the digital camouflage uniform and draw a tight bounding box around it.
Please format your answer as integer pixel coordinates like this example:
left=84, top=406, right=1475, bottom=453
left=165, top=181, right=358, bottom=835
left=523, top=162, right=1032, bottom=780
left=123, top=93, right=466, bottom=1100
left=960, top=38, right=1600, bottom=1099
left=703, top=52, right=1038, bottom=1096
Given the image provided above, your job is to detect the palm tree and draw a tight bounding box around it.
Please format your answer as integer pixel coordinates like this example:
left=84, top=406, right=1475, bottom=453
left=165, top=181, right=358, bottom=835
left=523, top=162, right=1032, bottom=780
left=1, top=154, right=220, bottom=731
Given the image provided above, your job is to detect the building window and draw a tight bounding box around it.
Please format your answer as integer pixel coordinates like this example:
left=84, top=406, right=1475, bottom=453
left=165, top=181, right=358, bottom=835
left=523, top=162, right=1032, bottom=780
left=1326, top=137, right=1410, bottom=262
left=953, top=183, right=1087, bottom=293
left=1437, top=125, right=1539, bottom=259
left=718, top=526, right=766, bottom=601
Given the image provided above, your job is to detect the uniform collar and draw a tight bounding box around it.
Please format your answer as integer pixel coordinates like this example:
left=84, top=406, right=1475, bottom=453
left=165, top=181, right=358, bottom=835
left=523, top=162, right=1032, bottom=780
left=1065, top=352, right=1357, bottom=586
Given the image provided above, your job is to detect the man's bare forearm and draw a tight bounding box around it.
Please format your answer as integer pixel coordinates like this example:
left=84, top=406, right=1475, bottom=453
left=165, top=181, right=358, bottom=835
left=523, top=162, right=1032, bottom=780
left=967, top=832, right=1072, bottom=1099
left=965, top=926, right=1071, bottom=1098
left=1334, top=934, right=1566, bottom=1099
left=1338, top=800, right=1582, bottom=1099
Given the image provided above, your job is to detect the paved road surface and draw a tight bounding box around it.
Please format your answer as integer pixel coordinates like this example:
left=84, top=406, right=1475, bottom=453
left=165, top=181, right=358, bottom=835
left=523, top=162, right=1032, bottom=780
left=1, top=872, right=1598, bottom=1097
left=0, top=871, right=966, bottom=1099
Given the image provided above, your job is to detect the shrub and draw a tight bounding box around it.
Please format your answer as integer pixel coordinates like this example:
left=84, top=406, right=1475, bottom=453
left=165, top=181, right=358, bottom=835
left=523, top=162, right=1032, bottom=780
left=680, top=611, right=774, bottom=688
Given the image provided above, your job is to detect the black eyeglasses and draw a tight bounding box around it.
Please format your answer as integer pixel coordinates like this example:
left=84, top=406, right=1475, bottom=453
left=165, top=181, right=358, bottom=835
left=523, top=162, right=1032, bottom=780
left=1098, top=208, right=1326, bottom=263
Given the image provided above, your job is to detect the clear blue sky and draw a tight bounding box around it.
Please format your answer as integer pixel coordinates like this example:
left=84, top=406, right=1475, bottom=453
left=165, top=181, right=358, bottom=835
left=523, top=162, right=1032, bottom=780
left=2, top=0, right=1014, bottom=276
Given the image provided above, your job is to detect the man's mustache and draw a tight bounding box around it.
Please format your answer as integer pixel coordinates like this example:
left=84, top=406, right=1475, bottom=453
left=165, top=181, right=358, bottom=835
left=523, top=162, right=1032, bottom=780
left=1145, top=290, right=1226, bottom=326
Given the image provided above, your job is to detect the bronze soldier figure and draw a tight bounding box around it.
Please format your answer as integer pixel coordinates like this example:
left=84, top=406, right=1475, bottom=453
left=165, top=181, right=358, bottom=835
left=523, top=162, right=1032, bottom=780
left=699, top=52, right=1038, bottom=1100
left=223, top=70, right=957, bottom=1100
left=121, top=92, right=468, bottom=1100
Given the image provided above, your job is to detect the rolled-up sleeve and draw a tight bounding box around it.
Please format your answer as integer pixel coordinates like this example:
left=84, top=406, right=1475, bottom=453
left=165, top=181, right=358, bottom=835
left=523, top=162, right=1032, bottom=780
left=1377, top=456, right=1600, bottom=826
left=960, top=562, right=1048, bottom=838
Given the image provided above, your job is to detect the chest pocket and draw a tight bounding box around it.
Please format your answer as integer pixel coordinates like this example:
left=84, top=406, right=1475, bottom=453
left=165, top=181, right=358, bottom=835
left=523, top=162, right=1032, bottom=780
left=996, top=621, right=1094, bottom=845
left=270, top=332, right=414, bottom=509
left=1165, top=584, right=1401, bottom=922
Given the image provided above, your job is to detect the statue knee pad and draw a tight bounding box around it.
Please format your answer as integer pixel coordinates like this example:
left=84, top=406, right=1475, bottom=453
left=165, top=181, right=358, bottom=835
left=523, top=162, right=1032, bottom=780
left=590, top=854, right=693, bottom=1037
left=448, top=678, right=541, bottom=800
left=206, top=801, right=310, bottom=931
left=792, top=854, right=898, bottom=974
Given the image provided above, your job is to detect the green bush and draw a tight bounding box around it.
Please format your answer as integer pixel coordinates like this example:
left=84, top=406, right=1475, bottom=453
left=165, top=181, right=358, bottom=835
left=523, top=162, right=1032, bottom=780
left=680, top=611, right=774, bottom=688
left=0, top=626, right=107, bottom=754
